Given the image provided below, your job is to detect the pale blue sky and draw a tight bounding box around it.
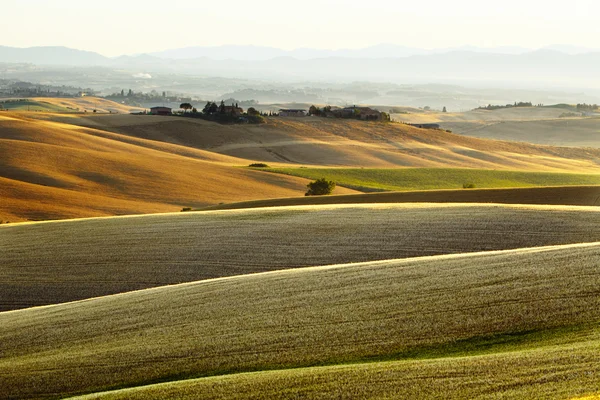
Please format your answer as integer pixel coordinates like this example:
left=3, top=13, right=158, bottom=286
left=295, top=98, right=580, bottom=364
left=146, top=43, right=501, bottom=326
left=3, top=0, right=600, bottom=56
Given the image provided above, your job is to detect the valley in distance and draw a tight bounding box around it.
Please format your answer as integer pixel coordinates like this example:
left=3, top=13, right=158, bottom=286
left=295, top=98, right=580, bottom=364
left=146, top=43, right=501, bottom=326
left=1, top=92, right=600, bottom=399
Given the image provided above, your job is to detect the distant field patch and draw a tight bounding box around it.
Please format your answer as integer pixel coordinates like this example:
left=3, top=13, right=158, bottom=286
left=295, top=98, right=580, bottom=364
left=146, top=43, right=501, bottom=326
left=257, top=167, right=600, bottom=192
left=0, top=99, right=72, bottom=112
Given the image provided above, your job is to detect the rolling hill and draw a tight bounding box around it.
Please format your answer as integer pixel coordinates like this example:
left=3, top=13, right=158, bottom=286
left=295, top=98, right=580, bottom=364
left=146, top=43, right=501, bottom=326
left=2, top=240, right=599, bottom=399
left=32, top=113, right=600, bottom=171
left=395, top=107, right=600, bottom=147
left=0, top=113, right=353, bottom=222
left=2, top=203, right=600, bottom=312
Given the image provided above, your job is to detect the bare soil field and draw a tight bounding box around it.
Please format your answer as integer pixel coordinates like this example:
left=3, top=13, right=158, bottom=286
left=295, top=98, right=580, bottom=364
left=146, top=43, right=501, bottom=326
left=2, top=203, right=600, bottom=311
left=2, top=242, right=599, bottom=399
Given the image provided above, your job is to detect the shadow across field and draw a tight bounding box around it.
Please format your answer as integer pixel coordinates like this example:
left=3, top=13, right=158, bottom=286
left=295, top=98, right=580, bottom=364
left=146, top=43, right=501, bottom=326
left=2, top=203, right=600, bottom=311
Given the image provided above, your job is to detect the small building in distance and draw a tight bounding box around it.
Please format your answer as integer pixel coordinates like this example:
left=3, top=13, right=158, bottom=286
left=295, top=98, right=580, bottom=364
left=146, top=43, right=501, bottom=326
left=336, top=106, right=382, bottom=121
left=409, top=123, right=441, bottom=130
left=279, top=109, right=307, bottom=117
left=150, top=106, right=172, bottom=116
left=223, top=105, right=244, bottom=116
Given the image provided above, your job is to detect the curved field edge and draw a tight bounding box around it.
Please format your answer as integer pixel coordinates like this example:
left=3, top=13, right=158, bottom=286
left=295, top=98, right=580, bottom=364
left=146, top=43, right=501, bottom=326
left=70, top=340, right=600, bottom=400
left=201, top=185, right=600, bottom=211
left=1, top=242, right=600, bottom=398
left=3, top=203, right=600, bottom=311
left=253, top=167, right=600, bottom=192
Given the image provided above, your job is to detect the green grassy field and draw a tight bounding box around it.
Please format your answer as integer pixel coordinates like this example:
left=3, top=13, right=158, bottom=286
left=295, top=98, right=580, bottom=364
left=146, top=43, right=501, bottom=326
left=255, top=167, right=600, bottom=192
left=2, top=241, right=600, bottom=399
left=0, top=99, right=73, bottom=112
left=73, top=342, right=600, bottom=399
left=3, top=204, right=600, bottom=312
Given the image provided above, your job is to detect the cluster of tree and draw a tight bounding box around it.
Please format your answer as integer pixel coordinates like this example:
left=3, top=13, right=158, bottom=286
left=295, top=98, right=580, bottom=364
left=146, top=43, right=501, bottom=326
left=476, top=102, right=535, bottom=111
left=106, top=89, right=191, bottom=103
left=174, top=100, right=266, bottom=124
left=305, top=178, right=336, bottom=196
left=308, top=105, right=390, bottom=122
left=576, top=103, right=599, bottom=111
left=0, top=80, right=95, bottom=98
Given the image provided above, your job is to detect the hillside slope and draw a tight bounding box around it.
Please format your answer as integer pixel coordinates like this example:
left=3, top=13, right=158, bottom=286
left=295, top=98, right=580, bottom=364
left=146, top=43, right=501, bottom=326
left=394, top=107, right=600, bottom=147
left=2, top=242, right=600, bottom=399
left=36, top=113, right=600, bottom=171
left=2, top=203, right=600, bottom=311
left=0, top=113, right=351, bottom=221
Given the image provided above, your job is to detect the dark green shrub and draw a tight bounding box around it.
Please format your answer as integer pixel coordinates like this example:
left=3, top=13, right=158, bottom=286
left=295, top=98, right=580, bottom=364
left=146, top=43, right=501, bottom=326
left=181, top=207, right=193, bottom=212
left=306, top=178, right=336, bottom=196
left=249, top=163, right=269, bottom=168
left=463, top=183, right=476, bottom=189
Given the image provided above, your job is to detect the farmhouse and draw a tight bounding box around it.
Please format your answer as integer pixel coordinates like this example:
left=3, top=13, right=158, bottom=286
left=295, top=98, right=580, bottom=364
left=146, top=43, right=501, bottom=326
left=279, top=109, right=307, bottom=117
left=150, top=106, right=172, bottom=116
left=223, top=105, right=244, bottom=116
left=335, top=106, right=383, bottom=121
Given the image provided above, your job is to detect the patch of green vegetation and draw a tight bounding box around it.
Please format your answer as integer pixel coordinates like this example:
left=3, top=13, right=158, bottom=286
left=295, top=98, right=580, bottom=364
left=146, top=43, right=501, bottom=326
left=0, top=100, right=71, bottom=112
left=257, top=167, right=600, bottom=192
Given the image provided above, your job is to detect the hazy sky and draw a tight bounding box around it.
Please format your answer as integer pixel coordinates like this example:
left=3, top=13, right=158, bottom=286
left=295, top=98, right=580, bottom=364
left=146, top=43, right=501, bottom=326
left=4, top=0, right=600, bottom=56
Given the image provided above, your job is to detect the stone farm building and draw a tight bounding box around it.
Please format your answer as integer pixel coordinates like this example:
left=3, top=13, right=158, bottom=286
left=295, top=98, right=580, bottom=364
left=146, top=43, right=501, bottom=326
left=150, top=106, right=172, bottom=116
left=223, top=105, right=244, bottom=116
left=279, top=109, right=307, bottom=117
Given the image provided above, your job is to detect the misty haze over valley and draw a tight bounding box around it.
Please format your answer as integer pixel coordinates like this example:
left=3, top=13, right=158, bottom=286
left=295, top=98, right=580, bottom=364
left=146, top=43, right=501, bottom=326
left=3, top=44, right=600, bottom=111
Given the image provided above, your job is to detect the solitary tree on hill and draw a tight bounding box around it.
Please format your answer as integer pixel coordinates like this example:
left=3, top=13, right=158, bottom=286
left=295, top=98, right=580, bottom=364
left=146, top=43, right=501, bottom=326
left=180, top=103, right=193, bottom=113
left=305, top=178, right=336, bottom=196
left=443, top=106, right=447, bottom=113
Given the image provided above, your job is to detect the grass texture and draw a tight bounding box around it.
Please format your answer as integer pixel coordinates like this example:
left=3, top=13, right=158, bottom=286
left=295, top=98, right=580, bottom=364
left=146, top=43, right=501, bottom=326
left=261, top=167, right=600, bottom=192
left=3, top=204, right=600, bottom=311
left=1, top=242, right=600, bottom=398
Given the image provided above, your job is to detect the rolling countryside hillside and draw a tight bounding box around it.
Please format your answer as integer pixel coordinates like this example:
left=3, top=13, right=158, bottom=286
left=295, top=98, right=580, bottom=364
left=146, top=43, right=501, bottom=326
left=0, top=112, right=350, bottom=222
left=396, top=107, right=600, bottom=147
left=2, top=203, right=600, bottom=311
left=50, top=113, right=600, bottom=171
left=2, top=102, right=600, bottom=399
left=2, top=240, right=600, bottom=399
left=3, top=105, right=600, bottom=222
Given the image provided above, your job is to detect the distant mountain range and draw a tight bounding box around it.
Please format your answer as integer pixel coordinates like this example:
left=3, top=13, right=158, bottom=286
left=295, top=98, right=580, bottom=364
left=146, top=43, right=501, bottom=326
left=2, top=45, right=600, bottom=89
left=2, top=44, right=599, bottom=65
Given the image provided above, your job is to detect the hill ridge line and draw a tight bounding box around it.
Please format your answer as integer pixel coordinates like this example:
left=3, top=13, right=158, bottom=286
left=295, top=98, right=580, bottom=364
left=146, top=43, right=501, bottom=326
left=2, top=200, right=599, bottom=228
left=4, top=240, right=600, bottom=316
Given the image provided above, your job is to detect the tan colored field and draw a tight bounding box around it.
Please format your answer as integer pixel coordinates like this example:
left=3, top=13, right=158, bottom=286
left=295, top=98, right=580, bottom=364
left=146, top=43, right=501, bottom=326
left=2, top=203, right=600, bottom=311
left=394, top=107, right=600, bottom=147
left=444, top=118, right=600, bottom=147
left=4, top=109, right=600, bottom=222
left=396, top=107, right=573, bottom=124
left=2, top=241, right=599, bottom=399
left=30, top=112, right=600, bottom=171
left=29, top=96, right=145, bottom=114
left=1, top=113, right=354, bottom=222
